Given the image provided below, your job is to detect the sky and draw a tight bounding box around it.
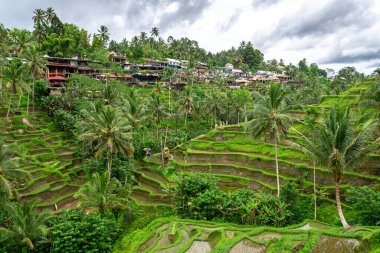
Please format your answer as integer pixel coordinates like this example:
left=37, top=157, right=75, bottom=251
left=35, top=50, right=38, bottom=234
left=1, top=0, right=380, bottom=74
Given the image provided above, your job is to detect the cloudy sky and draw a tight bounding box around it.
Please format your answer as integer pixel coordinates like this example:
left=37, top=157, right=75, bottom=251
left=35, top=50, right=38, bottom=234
left=1, top=0, right=380, bottom=73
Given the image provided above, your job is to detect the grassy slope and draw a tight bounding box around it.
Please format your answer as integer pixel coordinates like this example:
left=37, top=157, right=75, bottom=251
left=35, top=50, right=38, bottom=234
left=0, top=108, right=84, bottom=210
left=129, top=80, right=379, bottom=207
left=114, top=217, right=380, bottom=253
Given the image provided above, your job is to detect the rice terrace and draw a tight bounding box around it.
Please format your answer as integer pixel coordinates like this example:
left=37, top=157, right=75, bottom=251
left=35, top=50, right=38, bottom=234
left=0, top=1, right=379, bottom=252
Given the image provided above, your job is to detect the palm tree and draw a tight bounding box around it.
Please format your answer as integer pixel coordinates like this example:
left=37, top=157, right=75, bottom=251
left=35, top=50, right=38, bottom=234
left=245, top=83, right=293, bottom=197
left=150, top=27, right=160, bottom=39
left=97, top=25, right=110, bottom=45
left=163, top=67, right=176, bottom=112
left=8, top=29, right=33, bottom=54
left=32, top=9, right=46, bottom=26
left=123, top=89, right=147, bottom=136
left=292, top=107, right=378, bottom=229
left=78, top=105, right=133, bottom=182
left=45, top=7, right=56, bottom=24
left=22, top=44, right=47, bottom=115
left=101, top=82, right=118, bottom=105
left=74, top=171, right=128, bottom=213
left=0, top=199, right=53, bottom=250
left=32, top=9, right=46, bottom=43
left=3, top=58, right=26, bottom=119
left=177, top=86, right=197, bottom=127
left=139, top=32, right=148, bottom=45
left=0, top=142, right=31, bottom=198
left=206, top=88, right=225, bottom=129
left=148, top=93, right=166, bottom=137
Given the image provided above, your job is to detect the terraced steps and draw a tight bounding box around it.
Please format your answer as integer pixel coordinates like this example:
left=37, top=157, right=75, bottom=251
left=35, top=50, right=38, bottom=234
left=0, top=108, right=85, bottom=210
left=115, top=218, right=376, bottom=253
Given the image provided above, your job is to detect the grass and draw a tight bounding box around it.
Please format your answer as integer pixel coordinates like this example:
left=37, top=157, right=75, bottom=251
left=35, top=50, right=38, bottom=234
left=0, top=108, right=85, bottom=209
left=114, top=217, right=379, bottom=253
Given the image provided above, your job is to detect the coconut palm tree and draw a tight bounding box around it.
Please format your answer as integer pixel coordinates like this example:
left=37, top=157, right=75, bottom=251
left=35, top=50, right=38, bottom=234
left=78, top=105, right=133, bottom=182
left=123, top=88, right=147, bottom=141
left=148, top=93, right=166, bottom=137
left=206, top=88, right=225, bottom=129
left=2, top=58, right=27, bottom=119
left=0, top=142, right=31, bottom=198
left=0, top=199, right=53, bottom=250
left=293, top=106, right=378, bottom=229
left=101, top=82, right=118, bottom=106
left=97, top=25, right=110, bottom=45
left=163, top=68, right=176, bottom=112
left=177, top=86, right=197, bottom=127
left=32, top=9, right=46, bottom=43
left=32, top=9, right=46, bottom=26
left=150, top=27, right=160, bottom=39
left=8, top=29, right=33, bottom=54
left=245, top=83, right=294, bottom=197
left=45, top=7, right=56, bottom=24
left=74, top=171, right=128, bottom=213
left=22, top=44, right=47, bottom=115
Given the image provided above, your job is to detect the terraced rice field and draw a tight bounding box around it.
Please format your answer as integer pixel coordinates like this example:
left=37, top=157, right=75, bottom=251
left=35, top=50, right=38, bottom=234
left=129, top=82, right=380, bottom=206
left=0, top=109, right=84, bottom=210
left=115, top=218, right=376, bottom=252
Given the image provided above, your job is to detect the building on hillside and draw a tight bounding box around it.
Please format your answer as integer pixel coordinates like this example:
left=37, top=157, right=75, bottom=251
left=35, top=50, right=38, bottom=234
left=166, top=58, right=182, bottom=69
left=108, top=51, right=126, bottom=63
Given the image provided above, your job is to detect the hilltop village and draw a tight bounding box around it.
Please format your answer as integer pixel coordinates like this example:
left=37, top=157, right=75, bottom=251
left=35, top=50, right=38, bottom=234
left=45, top=53, right=294, bottom=94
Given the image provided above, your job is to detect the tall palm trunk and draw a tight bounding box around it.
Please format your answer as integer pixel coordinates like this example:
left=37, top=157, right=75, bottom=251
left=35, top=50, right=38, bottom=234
left=26, top=92, right=30, bottom=115
left=17, top=94, right=22, bottom=109
left=32, top=78, right=35, bottom=114
left=274, top=137, right=280, bottom=197
left=313, top=160, right=317, bottom=220
left=335, top=180, right=350, bottom=229
left=107, top=155, right=112, bottom=182
left=185, top=111, right=188, bottom=127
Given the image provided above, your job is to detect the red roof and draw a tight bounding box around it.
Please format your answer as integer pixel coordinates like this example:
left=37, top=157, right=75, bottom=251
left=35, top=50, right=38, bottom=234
left=48, top=76, right=67, bottom=81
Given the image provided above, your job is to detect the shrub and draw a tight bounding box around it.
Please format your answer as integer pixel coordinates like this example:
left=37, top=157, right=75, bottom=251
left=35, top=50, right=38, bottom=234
left=50, top=210, right=122, bottom=253
left=174, top=173, right=291, bottom=226
left=281, top=181, right=313, bottom=224
left=346, top=186, right=380, bottom=226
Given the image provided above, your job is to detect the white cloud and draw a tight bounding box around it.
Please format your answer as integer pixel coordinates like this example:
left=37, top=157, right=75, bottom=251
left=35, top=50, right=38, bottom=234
left=0, top=0, right=379, bottom=73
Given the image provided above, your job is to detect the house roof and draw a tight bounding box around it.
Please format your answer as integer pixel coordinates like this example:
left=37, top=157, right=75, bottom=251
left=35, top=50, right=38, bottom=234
left=48, top=76, right=67, bottom=81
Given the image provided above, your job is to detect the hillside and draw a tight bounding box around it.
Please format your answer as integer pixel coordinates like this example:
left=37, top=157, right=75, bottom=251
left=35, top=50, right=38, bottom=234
left=0, top=109, right=84, bottom=210
left=129, top=81, right=380, bottom=207
left=115, top=217, right=379, bottom=253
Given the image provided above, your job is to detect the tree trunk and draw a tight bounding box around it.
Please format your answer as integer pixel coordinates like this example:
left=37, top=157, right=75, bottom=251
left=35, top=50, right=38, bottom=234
left=274, top=137, right=280, bottom=197
left=313, top=160, right=317, bottom=220
left=6, top=97, right=11, bottom=119
left=244, top=105, right=247, bottom=122
left=237, top=111, right=240, bottom=124
left=185, top=111, right=188, bottom=127
left=17, top=94, right=22, bottom=109
left=107, top=155, right=112, bottom=182
left=26, top=92, right=30, bottom=115
left=32, top=78, right=35, bottom=115
left=336, top=180, right=350, bottom=229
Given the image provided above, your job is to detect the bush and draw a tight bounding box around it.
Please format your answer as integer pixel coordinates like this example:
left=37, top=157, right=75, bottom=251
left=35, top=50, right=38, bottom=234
left=346, top=186, right=380, bottom=225
left=281, top=181, right=313, bottom=224
left=174, top=173, right=291, bottom=226
left=50, top=210, right=122, bottom=253
left=34, top=80, right=49, bottom=102
left=83, top=156, right=136, bottom=184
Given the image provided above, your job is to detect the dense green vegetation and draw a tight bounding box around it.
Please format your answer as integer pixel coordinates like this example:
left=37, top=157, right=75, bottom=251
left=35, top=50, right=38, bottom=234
left=0, top=6, right=379, bottom=253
